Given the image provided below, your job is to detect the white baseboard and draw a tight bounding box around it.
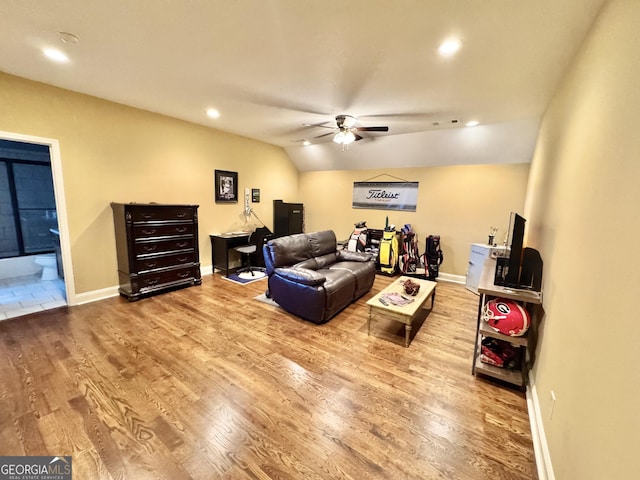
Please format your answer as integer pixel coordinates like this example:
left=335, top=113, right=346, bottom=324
left=69, top=268, right=462, bottom=304
left=72, top=266, right=215, bottom=306
left=201, top=265, right=213, bottom=276
left=74, top=286, right=119, bottom=305
left=527, top=371, right=555, bottom=480
left=437, top=272, right=466, bottom=284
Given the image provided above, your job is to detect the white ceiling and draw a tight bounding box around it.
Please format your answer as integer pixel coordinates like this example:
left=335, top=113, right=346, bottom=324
left=0, top=0, right=607, bottom=171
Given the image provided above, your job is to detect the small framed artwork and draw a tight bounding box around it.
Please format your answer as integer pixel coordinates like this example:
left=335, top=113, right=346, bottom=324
left=252, top=188, right=260, bottom=203
left=215, top=170, right=238, bottom=203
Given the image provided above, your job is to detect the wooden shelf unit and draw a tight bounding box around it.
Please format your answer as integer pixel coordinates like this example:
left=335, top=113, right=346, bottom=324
left=472, top=257, right=542, bottom=388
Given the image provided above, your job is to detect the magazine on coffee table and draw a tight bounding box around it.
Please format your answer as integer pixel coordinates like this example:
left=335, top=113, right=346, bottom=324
left=381, top=292, right=415, bottom=306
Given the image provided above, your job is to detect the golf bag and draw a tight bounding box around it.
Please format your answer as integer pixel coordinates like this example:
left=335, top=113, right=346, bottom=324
left=423, top=235, right=443, bottom=280
left=378, top=229, right=399, bottom=275
left=347, top=221, right=368, bottom=252
left=399, top=228, right=420, bottom=274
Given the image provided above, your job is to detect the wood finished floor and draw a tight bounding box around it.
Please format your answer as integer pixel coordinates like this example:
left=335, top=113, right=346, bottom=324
left=0, top=274, right=538, bottom=480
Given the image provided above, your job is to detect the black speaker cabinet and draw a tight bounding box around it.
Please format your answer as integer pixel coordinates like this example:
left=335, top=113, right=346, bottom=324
left=274, top=200, right=304, bottom=237
left=520, top=247, right=543, bottom=291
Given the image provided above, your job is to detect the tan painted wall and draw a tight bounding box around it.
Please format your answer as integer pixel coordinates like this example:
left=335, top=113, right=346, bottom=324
left=300, top=164, right=530, bottom=277
left=0, top=71, right=530, bottom=295
left=0, top=72, right=298, bottom=295
left=525, top=0, right=640, bottom=478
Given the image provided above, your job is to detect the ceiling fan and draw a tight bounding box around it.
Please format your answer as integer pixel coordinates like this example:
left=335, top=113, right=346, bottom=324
left=304, top=115, right=389, bottom=145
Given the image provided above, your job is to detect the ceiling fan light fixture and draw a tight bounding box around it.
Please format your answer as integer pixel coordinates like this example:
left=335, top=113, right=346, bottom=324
left=333, top=130, right=356, bottom=145
left=337, top=115, right=357, bottom=129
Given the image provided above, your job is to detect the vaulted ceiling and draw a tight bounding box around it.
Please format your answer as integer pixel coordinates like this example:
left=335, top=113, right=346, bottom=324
left=1, top=0, right=607, bottom=171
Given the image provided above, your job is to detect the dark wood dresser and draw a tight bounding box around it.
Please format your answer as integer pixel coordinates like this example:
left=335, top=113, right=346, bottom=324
left=111, top=203, right=202, bottom=301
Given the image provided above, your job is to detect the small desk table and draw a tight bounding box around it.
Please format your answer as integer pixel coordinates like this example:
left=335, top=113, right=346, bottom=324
left=210, top=232, right=250, bottom=276
left=366, top=276, right=437, bottom=347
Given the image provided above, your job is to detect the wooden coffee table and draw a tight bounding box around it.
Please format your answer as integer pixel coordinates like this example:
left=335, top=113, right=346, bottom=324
left=366, top=276, right=437, bottom=347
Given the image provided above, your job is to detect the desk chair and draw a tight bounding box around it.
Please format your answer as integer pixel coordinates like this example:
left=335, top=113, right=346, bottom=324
left=234, top=226, right=272, bottom=279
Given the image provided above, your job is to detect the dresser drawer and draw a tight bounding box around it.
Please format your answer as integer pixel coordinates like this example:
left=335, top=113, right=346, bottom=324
left=131, top=206, right=195, bottom=223
left=134, top=251, right=196, bottom=272
left=135, top=266, right=199, bottom=291
left=133, top=223, right=194, bottom=239
left=134, top=237, right=195, bottom=256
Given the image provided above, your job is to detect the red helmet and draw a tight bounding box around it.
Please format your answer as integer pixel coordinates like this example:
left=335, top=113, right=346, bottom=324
left=482, top=298, right=530, bottom=336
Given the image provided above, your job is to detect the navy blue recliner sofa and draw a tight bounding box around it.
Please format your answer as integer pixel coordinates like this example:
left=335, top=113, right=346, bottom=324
left=263, top=230, right=376, bottom=324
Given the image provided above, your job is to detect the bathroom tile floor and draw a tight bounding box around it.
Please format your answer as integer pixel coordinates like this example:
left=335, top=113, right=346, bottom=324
left=0, top=274, right=67, bottom=320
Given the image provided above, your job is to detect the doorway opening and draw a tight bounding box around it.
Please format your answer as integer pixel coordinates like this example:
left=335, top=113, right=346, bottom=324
left=0, top=132, right=74, bottom=320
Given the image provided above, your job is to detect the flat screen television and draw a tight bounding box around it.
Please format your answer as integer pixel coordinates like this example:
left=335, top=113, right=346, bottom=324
left=495, top=212, right=526, bottom=288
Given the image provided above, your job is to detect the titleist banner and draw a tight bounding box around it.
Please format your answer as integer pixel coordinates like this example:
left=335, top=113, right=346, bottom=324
left=352, top=181, right=419, bottom=211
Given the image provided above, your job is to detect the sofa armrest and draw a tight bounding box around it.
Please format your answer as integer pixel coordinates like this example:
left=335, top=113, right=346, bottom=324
left=337, top=250, right=373, bottom=262
left=274, top=267, right=326, bottom=286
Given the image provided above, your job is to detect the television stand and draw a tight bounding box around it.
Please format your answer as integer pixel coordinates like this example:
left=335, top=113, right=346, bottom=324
left=502, top=286, right=542, bottom=299
left=472, top=257, right=543, bottom=388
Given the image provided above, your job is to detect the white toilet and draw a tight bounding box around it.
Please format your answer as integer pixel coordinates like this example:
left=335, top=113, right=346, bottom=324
left=34, top=253, right=58, bottom=280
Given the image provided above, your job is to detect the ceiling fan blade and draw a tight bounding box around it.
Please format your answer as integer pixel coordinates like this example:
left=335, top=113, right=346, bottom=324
left=354, top=133, right=364, bottom=141
left=303, top=123, right=335, bottom=129
left=356, top=126, right=389, bottom=132
left=314, top=131, right=335, bottom=139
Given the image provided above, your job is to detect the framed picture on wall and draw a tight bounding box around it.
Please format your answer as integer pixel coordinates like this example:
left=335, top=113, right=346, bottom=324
left=215, top=170, right=238, bottom=203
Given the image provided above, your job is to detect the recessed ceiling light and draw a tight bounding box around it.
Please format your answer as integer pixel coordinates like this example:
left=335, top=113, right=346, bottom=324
left=43, top=48, right=69, bottom=63
left=438, top=38, right=461, bottom=57
left=206, top=108, right=220, bottom=119
left=466, top=120, right=479, bottom=127
left=59, top=32, right=80, bottom=45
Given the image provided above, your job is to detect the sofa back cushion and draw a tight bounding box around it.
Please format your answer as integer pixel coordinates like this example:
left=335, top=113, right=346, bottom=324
left=264, top=230, right=338, bottom=273
left=265, top=232, right=312, bottom=268
left=308, top=230, right=337, bottom=257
